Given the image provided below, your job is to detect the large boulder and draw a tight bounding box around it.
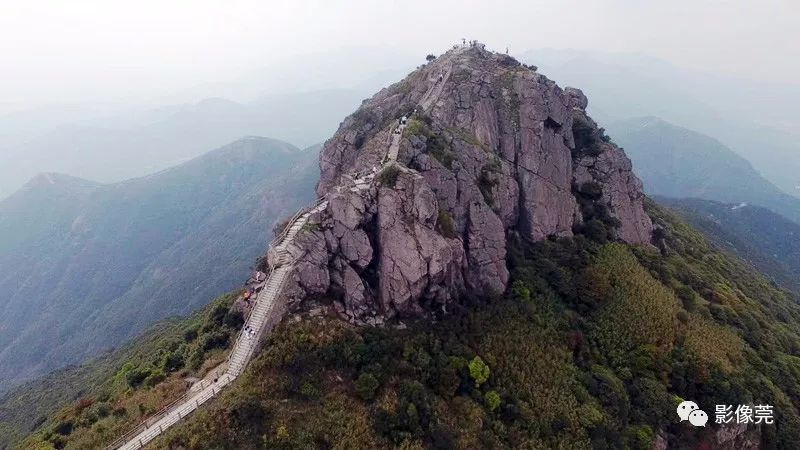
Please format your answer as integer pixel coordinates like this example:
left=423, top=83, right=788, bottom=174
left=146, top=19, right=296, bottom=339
left=276, top=45, right=652, bottom=322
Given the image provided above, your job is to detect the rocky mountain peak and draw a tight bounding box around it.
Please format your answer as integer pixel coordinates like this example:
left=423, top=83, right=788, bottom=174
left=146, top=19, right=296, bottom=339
left=271, top=45, right=653, bottom=323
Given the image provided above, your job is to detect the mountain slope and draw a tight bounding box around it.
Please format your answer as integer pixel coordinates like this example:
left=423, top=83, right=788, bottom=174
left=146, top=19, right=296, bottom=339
left=608, top=116, right=800, bottom=225
left=657, top=196, right=800, bottom=295
left=0, top=292, right=244, bottom=449
left=0, top=137, right=319, bottom=393
left=16, top=199, right=800, bottom=449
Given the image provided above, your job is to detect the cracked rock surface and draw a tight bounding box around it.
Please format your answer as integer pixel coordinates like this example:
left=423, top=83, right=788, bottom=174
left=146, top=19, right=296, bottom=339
left=270, top=46, right=652, bottom=323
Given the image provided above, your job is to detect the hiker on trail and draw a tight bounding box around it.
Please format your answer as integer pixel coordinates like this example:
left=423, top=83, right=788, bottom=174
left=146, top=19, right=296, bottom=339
left=438, top=72, right=443, bottom=82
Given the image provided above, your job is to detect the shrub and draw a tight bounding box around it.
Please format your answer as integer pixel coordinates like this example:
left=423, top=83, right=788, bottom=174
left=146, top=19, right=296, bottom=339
left=426, top=54, right=436, bottom=62
left=124, top=366, right=152, bottom=388
left=53, top=421, right=74, bottom=436
left=427, top=134, right=455, bottom=168
left=436, top=209, right=456, bottom=238
left=577, top=181, right=603, bottom=200
left=301, top=221, right=320, bottom=232
left=433, top=356, right=467, bottom=397
left=210, top=303, right=228, bottom=326
left=478, top=170, right=498, bottom=206
left=468, top=356, right=490, bottom=387
left=510, top=280, right=531, bottom=302
left=405, top=118, right=425, bottom=136
left=624, top=425, right=655, bottom=450
left=201, top=330, right=230, bottom=351
left=355, top=372, right=380, bottom=401
left=582, top=219, right=610, bottom=243
left=228, top=398, right=268, bottom=437
left=143, top=370, right=166, bottom=388
left=484, top=390, right=501, bottom=412
left=378, top=165, right=401, bottom=188
left=223, top=310, right=244, bottom=329
left=183, top=326, right=198, bottom=342
left=572, top=114, right=604, bottom=157
left=299, top=381, right=320, bottom=399
left=161, top=351, right=185, bottom=373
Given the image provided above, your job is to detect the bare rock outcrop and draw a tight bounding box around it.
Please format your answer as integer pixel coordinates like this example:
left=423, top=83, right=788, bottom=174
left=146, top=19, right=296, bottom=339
left=271, top=45, right=653, bottom=323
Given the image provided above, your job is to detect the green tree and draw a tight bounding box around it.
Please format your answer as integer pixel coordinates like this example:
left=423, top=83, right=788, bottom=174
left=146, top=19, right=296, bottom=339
left=354, top=372, right=380, bottom=401
left=510, top=280, right=531, bottom=302
left=469, top=356, right=490, bottom=387
left=484, top=390, right=501, bottom=412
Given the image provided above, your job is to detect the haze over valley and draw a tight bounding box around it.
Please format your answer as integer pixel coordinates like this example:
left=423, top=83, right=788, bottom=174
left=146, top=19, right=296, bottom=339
left=2, top=2, right=800, bottom=449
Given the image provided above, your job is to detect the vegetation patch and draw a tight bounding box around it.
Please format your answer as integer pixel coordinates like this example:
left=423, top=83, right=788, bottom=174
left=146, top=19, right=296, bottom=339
left=19, top=293, right=244, bottom=450
left=427, top=135, right=456, bottom=169
left=405, top=118, right=457, bottom=169
left=301, top=221, right=320, bottom=232
left=436, top=209, right=457, bottom=239
left=572, top=112, right=616, bottom=158
left=477, top=162, right=501, bottom=207
left=451, top=127, right=489, bottom=151
left=573, top=180, right=620, bottom=243
left=18, top=200, right=800, bottom=449
left=377, top=165, right=401, bottom=188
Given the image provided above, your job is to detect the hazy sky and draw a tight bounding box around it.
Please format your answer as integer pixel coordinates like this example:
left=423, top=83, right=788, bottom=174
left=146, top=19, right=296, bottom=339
left=2, top=0, right=798, bottom=112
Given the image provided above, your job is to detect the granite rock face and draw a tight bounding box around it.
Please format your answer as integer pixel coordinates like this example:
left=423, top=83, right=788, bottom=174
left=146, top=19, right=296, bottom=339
left=272, top=45, right=652, bottom=323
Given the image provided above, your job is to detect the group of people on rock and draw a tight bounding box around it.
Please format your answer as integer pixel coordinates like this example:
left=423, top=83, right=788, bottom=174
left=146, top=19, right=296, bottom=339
left=458, top=38, right=483, bottom=49
left=238, top=269, right=268, bottom=338
left=241, top=270, right=267, bottom=307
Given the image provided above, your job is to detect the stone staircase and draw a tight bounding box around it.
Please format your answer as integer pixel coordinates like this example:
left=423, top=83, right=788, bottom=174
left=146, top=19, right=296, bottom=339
left=108, top=199, right=328, bottom=450
left=225, top=265, right=290, bottom=376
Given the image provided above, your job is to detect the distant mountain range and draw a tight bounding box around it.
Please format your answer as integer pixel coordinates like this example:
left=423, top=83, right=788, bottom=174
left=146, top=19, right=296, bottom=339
left=521, top=49, right=800, bottom=198
left=0, top=89, right=363, bottom=199
left=605, top=115, right=800, bottom=294
left=659, top=197, right=800, bottom=295
left=608, top=116, right=800, bottom=225
left=0, top=137, right=319, bottom=393
left=0, top=45, right=421, bottom=200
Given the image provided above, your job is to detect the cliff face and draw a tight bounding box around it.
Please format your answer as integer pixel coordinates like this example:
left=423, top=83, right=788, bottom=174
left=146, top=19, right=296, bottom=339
left=270, top=45, right=652, bottom=323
